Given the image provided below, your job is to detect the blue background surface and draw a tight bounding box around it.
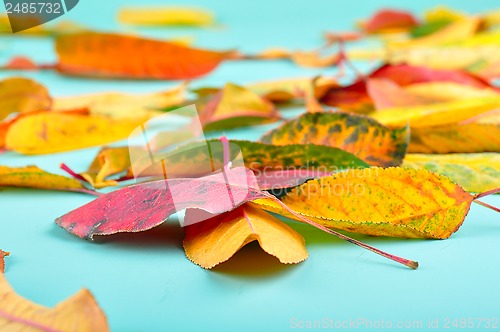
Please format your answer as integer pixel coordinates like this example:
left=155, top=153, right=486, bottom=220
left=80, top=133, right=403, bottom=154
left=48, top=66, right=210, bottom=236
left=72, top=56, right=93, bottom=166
left=0, top=1, right=499, bottom=331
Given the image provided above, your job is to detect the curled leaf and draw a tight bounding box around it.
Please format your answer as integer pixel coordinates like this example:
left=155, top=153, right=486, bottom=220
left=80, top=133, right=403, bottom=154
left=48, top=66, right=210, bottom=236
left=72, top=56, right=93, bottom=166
left=0, top=250, right=8, bottom=273
left=0, top=273, right=108, bottom=331
left=183, top=203, right=308, bottom=269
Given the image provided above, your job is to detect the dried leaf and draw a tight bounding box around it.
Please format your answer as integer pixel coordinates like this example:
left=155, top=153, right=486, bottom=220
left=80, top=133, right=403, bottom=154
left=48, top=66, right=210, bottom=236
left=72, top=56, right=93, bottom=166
left=53, top=84, right=186, bottom=119
left=361, top=9, right=418, bottom=34
left=0, top=77, right=52, bottom=121
left=0, top=250, right=8, bottom=273
left=200, top=83, right=278, bottom=130
left=255, top=167, right=474, bottom=239
left=5, top=112, right=146, bottom=155
left=0, top=165, right=95, bottom=194
left=183, top=203, right=308, bottom=268
left=55, top=32, right=229, bottom=79
left=0, top=273, right=108, bottom=331
left=403, top=153, right=500, bottom=193
left=118, top=7, right=214, bottom=26
left=260, top=111, right=408, bottom=167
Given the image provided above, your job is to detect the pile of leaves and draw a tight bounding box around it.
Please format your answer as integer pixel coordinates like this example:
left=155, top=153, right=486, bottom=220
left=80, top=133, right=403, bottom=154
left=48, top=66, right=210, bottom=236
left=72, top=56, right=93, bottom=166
left=1, top=5, right=499, bottom=331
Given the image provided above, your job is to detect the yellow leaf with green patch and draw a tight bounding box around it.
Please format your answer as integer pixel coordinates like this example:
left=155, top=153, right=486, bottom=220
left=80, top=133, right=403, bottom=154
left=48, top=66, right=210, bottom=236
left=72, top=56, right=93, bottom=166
left=0, top=165, right=94, bottom=194
left=183, top=203, right=308, bottom=269
left=403, top=153, right=500, bottom=193
left=254, top=167, right=474, bottom=239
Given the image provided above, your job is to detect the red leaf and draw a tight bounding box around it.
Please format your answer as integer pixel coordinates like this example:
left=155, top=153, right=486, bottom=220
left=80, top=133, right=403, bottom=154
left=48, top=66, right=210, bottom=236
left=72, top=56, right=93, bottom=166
left=363, top=9, right=418, bottom=33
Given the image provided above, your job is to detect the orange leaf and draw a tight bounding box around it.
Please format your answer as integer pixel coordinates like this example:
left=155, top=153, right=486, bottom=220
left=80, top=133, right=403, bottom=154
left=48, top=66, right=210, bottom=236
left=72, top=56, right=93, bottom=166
left=183, top=203, right=308, bottom=269
left=55, top=32, right=229, bottom=79
left=0, top=250, right=8, bottom=273
left=361, top=9, right=418, bottom=34
left=0, top=273, right=108, bottom=331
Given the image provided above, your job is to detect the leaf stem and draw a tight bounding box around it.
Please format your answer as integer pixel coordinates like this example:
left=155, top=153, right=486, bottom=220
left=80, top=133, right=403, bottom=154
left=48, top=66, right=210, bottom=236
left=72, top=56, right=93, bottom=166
left=474, top=187, right=500, bottom=199
left=263, top=193, right=418, bottom=270
left=473, top=200, right=500, bottom=213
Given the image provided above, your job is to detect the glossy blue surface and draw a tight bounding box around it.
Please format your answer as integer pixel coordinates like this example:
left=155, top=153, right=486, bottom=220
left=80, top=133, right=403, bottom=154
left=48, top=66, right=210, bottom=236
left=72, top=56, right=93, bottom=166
left=0, top=1, right=499, bottom=331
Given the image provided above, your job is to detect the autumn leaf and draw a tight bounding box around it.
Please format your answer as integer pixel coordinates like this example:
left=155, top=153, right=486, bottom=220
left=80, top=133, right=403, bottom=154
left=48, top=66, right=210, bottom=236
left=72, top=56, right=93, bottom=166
left=372, top=96, right=500, bottom=128
left=360, top=9, right=418, bottom=34
left=118, top=6, right=214, bottom=27
left=199, top=83, right=279, bottom=130
left=403, top=153, right=500, bottom=193
left=408, top=108, right=500, bottom=153
left=55, top=32, right=229, bottom=79
left=260, top=111, right=408, bottom=167
left=183, top=203, right=308, bottom=268
left=5, top=112, right=147, bottom=155
left=0, top=272, right=108, bottom=331
left=255, top=167, right=475, bottom=239
left=52, top=83, right=186, bottom=119
left=0, top=250, right=8, bottom=273
left=0, top=77, right=52, bottom=121
left=0, top=165, right=96, bottom=194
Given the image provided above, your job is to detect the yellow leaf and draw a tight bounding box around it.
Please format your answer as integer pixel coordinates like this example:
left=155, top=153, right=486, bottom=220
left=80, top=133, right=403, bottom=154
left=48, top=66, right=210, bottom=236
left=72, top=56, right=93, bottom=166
left=53, top=84, right=186, bottom=120
left=403, top=82, right=499, bottom=101
left=372, top=96, right=500, bottom=128
left=254, top=167, right=474, bottom=239
left=183, top=203, right=308, bottom=269
left=118, top=7, right=214, bottom=26
left=388, top=17, right=480, bottom=49
left=403, top=153, right=500, bottom=193
left=0, top=273, right=108, bottom=331
left=424, top=6, right=468, bottom=24
left=5, top=112, right=145, bottom=155
left=0, top=77, right=52, bottom=121
left=0, top=165, right=93, bottom=193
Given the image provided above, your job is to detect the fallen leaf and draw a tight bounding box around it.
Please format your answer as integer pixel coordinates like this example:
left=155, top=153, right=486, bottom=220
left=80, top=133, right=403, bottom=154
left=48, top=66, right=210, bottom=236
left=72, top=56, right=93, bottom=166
left=200, top=83, right=278, bottom=130
left=55, top=32, right=229, bottom=79
left=360, top=9, right=418, bottom=34
left=255, top=167, right=474, bottom=239
left=118, top=6, right=214, bottom=26
left=0, top=250, right=8, bottom=273
left=53, top=84, right=186, bottom=119
left=5, top=112, right=146, bottom=154
left=424, top=6, right=468, bottom=24
left=260, top=111, right=408, bottom=167
left=183, top=203, right=308, bottom=268
left=0, top=77, right=52, bottom=121
left=0, top=273, right=108, bottom=331
left=0, top=165, right=95, bottom=194
left=403, top=153, right=500, bottom=193
left=372, top=96, right=500, bottom=128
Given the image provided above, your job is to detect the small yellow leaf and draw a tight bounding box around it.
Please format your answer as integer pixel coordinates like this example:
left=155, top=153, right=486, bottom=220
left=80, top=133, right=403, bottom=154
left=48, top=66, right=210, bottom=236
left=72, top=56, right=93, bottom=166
left=183, top=203, right=308, bottom=269
left=53, top=84, right=186, bottom=120
left=424, top=6, right=468, bottom=24
left=0, top=273, right=108, bottom=331
left=118, top=7, right=214, bottom=26
left=0, top=165, right=92, bottom=193
left=254, top=167, right=473, bottom=239
left=403, top=153, right=500, bottom=193
left=0, top=77, right=52, bottom=121
left=372, top=96, right=500, bottom=128
left=5, top=112, right=146, bottom=155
